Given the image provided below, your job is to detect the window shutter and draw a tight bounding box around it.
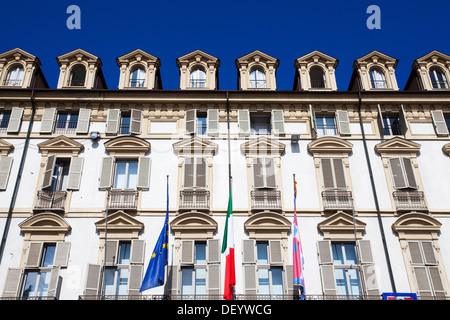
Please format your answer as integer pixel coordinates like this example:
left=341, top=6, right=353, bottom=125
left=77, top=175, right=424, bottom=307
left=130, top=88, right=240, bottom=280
left=264, top=158, right=276, bottom=188
left=399, top=104, right=408, bottom=134
left=106, top=109, right=120, bottom=134
left=40, top=108, right=56, bottom=133
left=76, top=108, right=91, bottom=134
left=0, top=156, right=13, bottom=190
left=252, top=158, right=264, bottom=188
left=3, top=268, right=22, bottom=297
left=25, top=242, right=43, bottom=268
left=183, top=158, right=194, bottom=188
left=185, top=109, right=196, bottom=135
left=99, top=157, right=114, bottom=189
left=271, top=110, right=285, bottom=135
left=84, top=263, right=102, bottom=295
left=309, top=104, right=317, bottom=135
left=195, top=157, right=206, bottom=188
left=167, top=266, right=179, bottom=295
left=181, top=240, right=194, bottom=265
left=413, top=266, right=433, bottom=297
left=389, top=158, right=407, bottom=189
left=269, top=240, right=283, bottom=265
left=207, top=109, right=219, bottom=136
left=285, top=265, right=294, bottom=296
left=317, top=240, right=333, bottom=265
left=207, top=264, right=220, bottom=295
left=238, top=110, right=250, bottom=136
left=130, top=109, right=143, bottom=135
left=105, top=240, right=118, bottom=266
left=207, top=239, right=220, bottom=264
left=6, top=107, right=23, bottom=133
left=243, top=265, right=257, bottom=295
left=402, top=158, right=418, bottom=189
left=333, top=159, right=346, bottom=189
left=242, top=239, right=256, bottom=264
left=317, top=241, right=337, bottom=295
left=54, top=242, right=71, bottom=267
left=137, top=157, right=151, bottom=189
left=431, top=110, right=449, bottom=136
left=421, top=241, right=437, bottom=265
left=128, top=264, right=143, bottom=296
left=321, top=159, right=335, bottom=189
left=41, top=155, right=56, bottom=190
left=67, top=157, right=84, bottom=190
left=377, top=104, right=385, bottom=134
left=336, top=110, right=351, bottom=136
left=408, top=241, right=424, bottom=265
left=357, top=240, right=380, bottom=296
left=130, top=239, right=145, bottom=265
left=47, top=266, right=60, bottom=299
left=429, top=266, right=446, bottom=298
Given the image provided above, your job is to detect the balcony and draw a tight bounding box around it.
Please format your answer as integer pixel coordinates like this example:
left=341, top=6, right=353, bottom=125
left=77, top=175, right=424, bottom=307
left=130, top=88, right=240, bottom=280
left=322, top=190, right=353, bottom=211
left=109, top=189, right=138, bottom=211
left=34, top=190, right=67, bottom=213
left=393, top=190, right=427, bottom=212
left=179, top=189, right=210, bottom=212
left=251, top=189, right=282, bottom=211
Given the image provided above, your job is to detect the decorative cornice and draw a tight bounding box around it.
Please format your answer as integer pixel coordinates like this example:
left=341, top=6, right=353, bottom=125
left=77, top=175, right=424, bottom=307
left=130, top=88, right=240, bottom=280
left=244, top=212, right=291, bottom=239
left=307, top=136, right=353, bottom=155
left=172, top=136, right=218, bottom=156
left=104, top=136, right=151, bottom=155
left=37, top=135, right=84, bottom=156
left=240, top=136, right=286, bottom=156
left=317, top=211, right=366, bottom=240
left=374, top=136, right=421, bottom=155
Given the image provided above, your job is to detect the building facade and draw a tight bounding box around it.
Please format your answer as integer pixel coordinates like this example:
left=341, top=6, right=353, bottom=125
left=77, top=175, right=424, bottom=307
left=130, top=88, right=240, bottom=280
left=0, top=48, right=449, bottom=300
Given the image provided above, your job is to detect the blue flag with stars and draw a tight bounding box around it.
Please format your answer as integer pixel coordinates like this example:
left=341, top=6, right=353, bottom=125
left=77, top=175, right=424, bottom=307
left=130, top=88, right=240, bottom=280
left=140, top=179, right=169, bottom=292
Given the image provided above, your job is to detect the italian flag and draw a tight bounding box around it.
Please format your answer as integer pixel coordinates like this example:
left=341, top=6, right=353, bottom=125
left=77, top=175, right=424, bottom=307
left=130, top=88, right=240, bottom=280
left=221, top=188, right=235, bottom=300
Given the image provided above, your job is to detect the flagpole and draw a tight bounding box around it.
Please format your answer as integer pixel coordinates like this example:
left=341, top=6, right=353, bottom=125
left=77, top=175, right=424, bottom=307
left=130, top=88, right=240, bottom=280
left=293, top=173, right=299, bottom=299
left=226, top=91, right=234, bottom=299
left=164, top=175, right=169, bottom=297
left=101, top=188, right=110, bottom=299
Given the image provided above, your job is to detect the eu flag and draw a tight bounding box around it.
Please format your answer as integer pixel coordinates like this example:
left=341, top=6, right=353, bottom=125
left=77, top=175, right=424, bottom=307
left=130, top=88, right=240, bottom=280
left=140, top=179, right=169, bottom=292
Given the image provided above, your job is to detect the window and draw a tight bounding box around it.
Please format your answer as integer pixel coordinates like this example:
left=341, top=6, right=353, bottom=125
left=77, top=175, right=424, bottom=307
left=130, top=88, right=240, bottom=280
left=250, top=68, right=265, bottom=88
left=251, top=114, right=271, bottom=135
left=429, top=67, right=448, bottom=89
left=47, top=159, right=70, bottom=191
left=5, top=65, right=24, bottom=86
left=316, top=116, right=337, bottom=135
left=41, top=156, right=83, bottom=192
left=332, top=243, right=361, bottom=296
left=190, top=68, right=206, bottom=88
left=106, top=109, right=142, bottom=135
left=196, top=112, right=207, bottom=135
left=114, top=160, right=138, bottom=189
left=382, top=116, right=402, bottom=135
left=252, top=157, right=276, bottom=189
left=256, top=242, right=284, bottom=296
left=183, top=157, right=206, bottom=189
left=55, top=113, right=79, bottom=134
left=120, top=113, right=131, bottom=135
left=98, top=156, right=151, bottom=191
left=377, top=104, right=408, bottom=136
left=238, top=110, right=285, bottom=136
left=310, top=106, right=351, bottom=136
left=69, top=65, right=86, bottom=86
left=129, top=67, right=146, bottom=87
left=310, top=66, right=326, bottom=88
left=184, top=109, right=219, bottom=136
left=0, top=112, right=11, bottom=133
left=103, top=242, right=131, bottom=296
left=389, top=157, right=417, bottom=190
left=181, top=242, right=207, bottom=297
left=369, top=68, right=386, bottom=89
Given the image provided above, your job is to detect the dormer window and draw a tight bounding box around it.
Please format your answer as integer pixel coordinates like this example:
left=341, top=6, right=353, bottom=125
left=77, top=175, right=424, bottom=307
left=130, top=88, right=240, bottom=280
left=310, top=66, right=326, bottom=88
left=4, top=65, right=24, bottom=86
left=190, top=67, right=206, bottom=88
left=129, top=67, right=146, bottom=87
left=250, top=68, right=266, bottom=88
left=429, top=67, right=448, bottom=89
left=69, top=65, right=86, bottom=87
left=236, top=50, right=279, bottom=90
left=369, top=68, right=386, bottom=89
left=176, top=50, right=220, bottom=90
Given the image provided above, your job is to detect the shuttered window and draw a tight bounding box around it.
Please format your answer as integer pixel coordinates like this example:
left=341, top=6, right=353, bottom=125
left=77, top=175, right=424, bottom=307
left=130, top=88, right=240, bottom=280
left=183, top=157, right=206, bottom=189
left=271, top=110, right=285, bottom=135
left=335, top=110, right=351, bottom=136
left=75, top=108, right=91, bottom=134
left=106, top=109, right=120, bottom=134
left=185, top=109, right=197, bottom=135
left=130, top=109, right=143, bottom=135
left=6, top=107, right=23, bottom=133
left=40, top=108, right=57, bottom=133
left=252, top=157, right=276, bottom=189
left=238, top=110, right=250, bottom=136
left=389, top=157, right=418, bottom=189
left=430, top=110, right=449, bottom=136
left=42, top=156, right=84, bottom=191
left=99, top=157, right=151, bottom=190
left=321, top=158, right=346, bottom=190
left=0, top=156, right=13, bottom=190
left=207, top=109, right=219, bottom=136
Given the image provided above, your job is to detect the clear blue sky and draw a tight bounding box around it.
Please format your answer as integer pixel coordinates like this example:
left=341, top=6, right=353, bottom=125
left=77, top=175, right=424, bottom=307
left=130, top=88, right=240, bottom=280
left=1, top=0, right=449, bottom=91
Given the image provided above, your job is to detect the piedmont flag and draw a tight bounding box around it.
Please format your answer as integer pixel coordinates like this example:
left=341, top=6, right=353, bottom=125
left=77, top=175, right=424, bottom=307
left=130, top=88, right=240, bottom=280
left=140, top=179, right=169, bottom=292
left=293, top=179, right=306, bottom=299
left=221, top=188, right=235, bottom=300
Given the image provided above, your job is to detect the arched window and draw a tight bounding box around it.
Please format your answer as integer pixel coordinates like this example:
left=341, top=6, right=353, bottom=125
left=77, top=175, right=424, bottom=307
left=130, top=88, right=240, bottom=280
left=369, top=68, right=386, bottom=89
left=5, top=65, right=24, bottom=86
left=250, top=68, right=266, bottom=88
left=429, top=67, right=448, bottom=89
left=129, top=67, right=146, bottom=87
left=310, top=66, right=326, bottom=88
left=190, top=68, right=206, bottom=88
left=69, top=65, right=86, bottom=86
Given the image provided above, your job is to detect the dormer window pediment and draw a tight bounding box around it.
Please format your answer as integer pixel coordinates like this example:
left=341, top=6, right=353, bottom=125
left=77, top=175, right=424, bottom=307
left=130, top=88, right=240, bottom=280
left=406, top=50, right=450, bottom=91
left=236, top=50, right=279, bottom=90
left=176, top=50, right=220, bottom=90
left=294, top=51, right=339, bottom=91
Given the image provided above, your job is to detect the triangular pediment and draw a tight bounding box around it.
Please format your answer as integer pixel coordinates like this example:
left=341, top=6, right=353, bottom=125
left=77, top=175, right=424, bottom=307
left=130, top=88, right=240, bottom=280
left=104, top=136, right=151, bottom=155
left=353, top=50, right=398, bottom=69
left=0, top=48, right=40, bottom=65
left=414, top=50, right=450, bottom=65
left=116, top=49, right=160, bottom=66
left=240, top=136, right=286, bottom=156
left=374, top=137, right=421, bottom=155
left=318, top=211, right=366, bottom=240
left=56, top=48, right=102, bottom=66
left=236, top=50, right=279, bottom=67
left=0, top=139, right=14, bottom=155
left=307, top=136, right=353, bottom=155
left=295, top=50, right=339, bottom=68
left=95, top=210, right=144, bottom=238
left=38, top=135, right=84, bottom=155
left=170, top=211, right=217, bottom=239
left=176, top=50, right=220, bottom=66
left=172, top=137, right=218, bottom=155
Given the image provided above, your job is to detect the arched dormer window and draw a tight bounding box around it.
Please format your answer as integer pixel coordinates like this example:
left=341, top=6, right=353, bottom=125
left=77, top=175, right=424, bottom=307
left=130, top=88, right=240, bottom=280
left=190, top=67, right=206, bottom=88
left=69, top=65, right=86, bottom=86
left=5, top=65, right=24, bottom=86
left=429, top=67, right=448, bottom=89
left=129, top=66, right=146, bottom=87
left=250, top=67, right=265, bottom=88
left=369, top=68, right=386, bottom=89
left=310, top=66, right=326, bottom=88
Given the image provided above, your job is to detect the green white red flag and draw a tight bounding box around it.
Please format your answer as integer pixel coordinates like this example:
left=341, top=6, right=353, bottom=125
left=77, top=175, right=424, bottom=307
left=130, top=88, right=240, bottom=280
left=221, top=188, right=235, bottom=300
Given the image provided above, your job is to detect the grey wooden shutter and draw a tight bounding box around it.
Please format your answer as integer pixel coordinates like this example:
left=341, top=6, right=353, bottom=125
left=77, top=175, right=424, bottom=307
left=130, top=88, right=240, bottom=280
left=357, top=240, right=379, bottom=296
left=105, top=240, right=118, bottom=266
left=25, top=242, right=43, bottom=268
left=402, top=157, right=418, bottom=189
left=429, top=266, right=446, bottom=298
left=3, top=268, right=22, bottom=297
left=317, top=240, right=337, bottom=295
left=128, top=265, right=144, bottom=296
left=47, top=266, right=60, bottom=298
left=431, top=110, right=449, bottom=136
left=264, top=158, right=276, bottom=188
left=336, top=110, right=351, bottom=136
left=185, top=109, right=196, bottom=135
left=106, top=109, right=120, bottom=134
left=321, top=159, right=334, bottom=189
left=389, top=158, right=406, bottom=189
left=413, top=266, right=433, bottom=297
left=195, top=157, right=206, bottom=188
left=6, top=107, right=23, bottom=133
left=285, top=265, right=294, bottom=296
left=242, top=239, right=256, bottom=264
left=67, top=157, right=84, bottom=190
left=207, top=239, right=220, bottom=264
left=207, top=109, right=219, bottom=136
left=183, top=157, right=194, bottom=188
left=130, top=109, right=143, bottom=135
left=167, top=266, right=179, bottom=295
left=40, top=108, right=56, bottom=133
left=0, top=156, right=13, bottom=190
left=309, top=104, right=317, bottom=135
left=41, top=155, right=56, bottom=189
left=238, top=110, right=250, bottom=136
left=84, top=264, right=102, bottom=295
left=137, top=157, right=151, bottom=189
left=377, top=104, right=385, bottom=134
left=181, top=240, right=194, bottom=265
left=76, top=108, right=91, bottom=134
left=333, top=159, right=346, bottom=189
left=271, top=110, right=285, bottom=135
left=99, top=157, right=114, bottom=189
left=399, top=104, right=408, bottom=134
left=421, top=241, right=437, bottom=265
left=53, top=242, right=71, bottom=267
left=130, top=239, right=145, bottom=265
left=207, top=264, right=220, bottom=295
left=243, top=265, right=257, bottom=295
left=252, top=158, right=264, bottom=188
left=269, top=240, right=283, bottom=265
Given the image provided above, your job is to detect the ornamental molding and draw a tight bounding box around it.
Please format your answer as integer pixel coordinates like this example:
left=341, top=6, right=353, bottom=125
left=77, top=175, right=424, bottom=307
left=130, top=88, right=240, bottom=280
left=317, top=211, right=366, bottom=240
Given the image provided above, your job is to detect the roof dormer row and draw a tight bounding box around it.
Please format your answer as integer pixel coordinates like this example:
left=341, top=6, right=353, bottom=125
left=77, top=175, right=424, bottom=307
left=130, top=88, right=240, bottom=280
left=1, top=48, right=449, bottom=92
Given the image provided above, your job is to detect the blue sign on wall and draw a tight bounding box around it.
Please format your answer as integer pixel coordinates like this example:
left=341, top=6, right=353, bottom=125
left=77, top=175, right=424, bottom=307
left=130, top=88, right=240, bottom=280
left=382, top=292, right=418, bottom=300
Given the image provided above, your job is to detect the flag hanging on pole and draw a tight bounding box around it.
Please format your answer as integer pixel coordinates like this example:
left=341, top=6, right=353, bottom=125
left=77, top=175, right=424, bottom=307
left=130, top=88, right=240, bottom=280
left=221, top=188, right=235, bottom=300
left=140, top=178, right=169, bottom=292
left=293, top=178, right=305, bottom=299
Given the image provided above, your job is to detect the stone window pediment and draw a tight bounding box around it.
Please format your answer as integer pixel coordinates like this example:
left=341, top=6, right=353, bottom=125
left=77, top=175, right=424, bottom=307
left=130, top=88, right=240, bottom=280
left=374, top=136, right=421, bottom=156
left=19, top=212, right=71, bottom=240
left=37, top=135, right=84, bottom=156
left=317, top=211, right=366, bottom=240
left=392, top=212, right=441, bottom=240
left=170, top=211, right=217, bottom=239
left=0, top=139, right=14, bottom=156
left=172, top=136, right=218, bottom=156
left=95, top=210, right=144, bottom=239
left=104, top=136, right=151, bottom=156
left=411, top=50, right=450, bottom=91
left=307, top=136, right=353, bottom=156
left=244, top=212, right=291, bottom=239
left=240, top=136, right=286, bottom=156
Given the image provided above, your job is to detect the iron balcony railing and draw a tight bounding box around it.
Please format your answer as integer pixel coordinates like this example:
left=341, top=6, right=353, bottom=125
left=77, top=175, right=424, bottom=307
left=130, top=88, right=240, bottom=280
left=179, top=189, right=210, bottom=211
left=310, top=80, right=326, bottom=88
left=251, top=125, right=271, bottom=135
left=3, top=79, right=23, bottom=86
left=129, top=79, right=145, bottom=87
left=250, top=80, right=266, bottom=89
left=34, top=190, right=67, bottom=212
left=393, top=190, right=427, bottom=212
left=54, top=120, right=78, bottom=134
left=322, top=190, right=353, bottom=211
left=251, top=190, right=282, bottom=211
left=370, top=80, right=387, bottom=89
left=191, top=79, right=206, bottom=88
left=109, top=189, right=138, bottom=210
